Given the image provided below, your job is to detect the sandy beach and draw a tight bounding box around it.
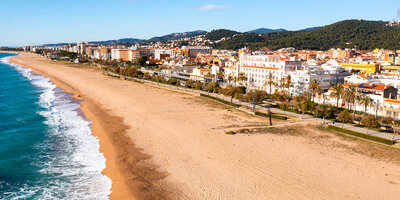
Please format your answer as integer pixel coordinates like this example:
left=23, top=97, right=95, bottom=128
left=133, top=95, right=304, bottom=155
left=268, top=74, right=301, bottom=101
left=8, top=52, right=400, bottom=200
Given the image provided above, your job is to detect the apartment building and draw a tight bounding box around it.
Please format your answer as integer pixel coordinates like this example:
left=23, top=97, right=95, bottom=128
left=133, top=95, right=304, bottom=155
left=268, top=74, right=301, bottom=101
left=190, top=67, right=212, bottom=81
left=239, top=54, right=303, bottom=91
left=154, top=49, right=173, bottom=60
left=111, top=49, right=140, bottom=62
left=182, top=46, right=212, bottom=57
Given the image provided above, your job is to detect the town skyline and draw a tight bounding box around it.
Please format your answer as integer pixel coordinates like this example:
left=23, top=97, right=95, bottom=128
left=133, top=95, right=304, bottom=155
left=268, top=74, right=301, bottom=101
left=1, top=0, right=399, bottom=46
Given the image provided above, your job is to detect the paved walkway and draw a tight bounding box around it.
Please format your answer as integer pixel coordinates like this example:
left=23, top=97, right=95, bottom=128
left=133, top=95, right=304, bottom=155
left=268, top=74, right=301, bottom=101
left=107, top=72, right=400, bottom=142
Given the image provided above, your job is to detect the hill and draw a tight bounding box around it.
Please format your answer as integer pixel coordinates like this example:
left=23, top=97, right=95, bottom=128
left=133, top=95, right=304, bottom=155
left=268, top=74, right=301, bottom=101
left=212, top=20, right=400, bottom=50
left=247, top=28, right=287, bottom=34
left=147, top=30, right=207, bottom=42
left=90, top=38, right=143, bottom=45
left=204, top=29, right=240, bottom=41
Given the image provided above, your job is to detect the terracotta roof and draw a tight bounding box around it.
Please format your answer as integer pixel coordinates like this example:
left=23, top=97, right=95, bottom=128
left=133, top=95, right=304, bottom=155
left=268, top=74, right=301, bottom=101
left=357, top=74, right=368, bottom=79
left=341, top=83, right=390, bottom=91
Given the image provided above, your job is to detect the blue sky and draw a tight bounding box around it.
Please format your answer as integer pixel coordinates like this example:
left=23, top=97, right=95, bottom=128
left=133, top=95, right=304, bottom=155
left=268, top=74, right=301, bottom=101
left=0, top=0, right=399, bottom=46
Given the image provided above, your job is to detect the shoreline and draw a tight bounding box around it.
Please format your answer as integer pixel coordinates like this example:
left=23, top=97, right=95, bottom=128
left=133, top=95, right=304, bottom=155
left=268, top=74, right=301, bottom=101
left=7, top=53, right=148, bottom=200
left=5, top=52, right=400, bottom=200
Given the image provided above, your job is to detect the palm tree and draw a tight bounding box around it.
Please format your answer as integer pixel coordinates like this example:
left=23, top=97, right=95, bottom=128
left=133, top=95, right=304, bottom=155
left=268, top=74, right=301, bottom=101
left=227, top=75, right=234, bottom=85
left=329, top=84, right=344, bottom=107
left=359, top=96, right=373, bottom=113
left=343, top=85, right=357, bottom=110
left=264, top=72, right=275, bottom=96
left=309, top=79, right=319, bottom=102
left=237, top=72, right=247, bottom=86
left=216, top=71, right=224, bottom=81
left=285, top=75, right=292, bottom=102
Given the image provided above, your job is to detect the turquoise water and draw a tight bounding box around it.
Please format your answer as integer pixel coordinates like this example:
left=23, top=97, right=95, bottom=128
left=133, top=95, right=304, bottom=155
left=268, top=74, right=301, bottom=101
left=0, top=53, right=111, bottom=199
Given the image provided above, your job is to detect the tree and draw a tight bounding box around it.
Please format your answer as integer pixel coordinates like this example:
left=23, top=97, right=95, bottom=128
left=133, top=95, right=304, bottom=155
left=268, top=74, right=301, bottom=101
left=314, top=104, right=333, bottom=124
left=309, top=79, right=320, bottom=101
left=285, top=75, right=292, bottom=101
left=359, top=96, right=373, bottom=113
left=279, top=103, right=289, bottom=115
left=227, top=75, right=234, bottom=85
left=337, top=110, right=353, bottom=127
left=204, top=72, right=213, bottom=82
left=144, top=72, right=151, bottom=79
left=205, top=82, right=221, bottom=93
left=295, top=98, right=312, bottom=119
left=244, top=90, right=267, bottom=103
left=134, top=56, right=148, bottom=67
left=237, top=72, right=247, bottom=86
left=361, top=115, right=379, bottom=133
left=381, top=116, right=393, bottom=131
left=343, top=85, right=357, bottom=110
left=185, top=80, right=194, bottom=88
left=216, top=71, right=224, bottom=80
left=329, top=84, right=344, bottom=107
left=194, top=82, right=203, bottom=90
left=264, top=72, right=275, bottom=96
left=222, top=85, right=237, bottom=103
left=168, top=78, right=178, bottom=85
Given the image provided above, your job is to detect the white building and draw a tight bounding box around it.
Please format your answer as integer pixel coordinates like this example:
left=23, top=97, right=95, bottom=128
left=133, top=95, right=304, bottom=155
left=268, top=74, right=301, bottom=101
left=154, top=49, right=173, bottom=60
left=239, top=54, right=303, bottom=91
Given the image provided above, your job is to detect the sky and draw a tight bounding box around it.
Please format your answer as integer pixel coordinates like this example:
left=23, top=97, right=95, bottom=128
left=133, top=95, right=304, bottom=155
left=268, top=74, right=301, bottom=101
left=0, top=0, right=399, bottom=46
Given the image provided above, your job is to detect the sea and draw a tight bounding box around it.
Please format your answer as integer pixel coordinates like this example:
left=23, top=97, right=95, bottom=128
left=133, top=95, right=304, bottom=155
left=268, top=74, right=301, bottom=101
left=0, top=53, right=111, bottom=199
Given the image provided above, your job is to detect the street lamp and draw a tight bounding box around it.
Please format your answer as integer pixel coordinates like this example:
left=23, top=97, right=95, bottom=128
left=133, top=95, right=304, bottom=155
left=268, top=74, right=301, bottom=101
left=250, top=78, right=255, bottom=112
left=124, top=62, right=127, bottom=80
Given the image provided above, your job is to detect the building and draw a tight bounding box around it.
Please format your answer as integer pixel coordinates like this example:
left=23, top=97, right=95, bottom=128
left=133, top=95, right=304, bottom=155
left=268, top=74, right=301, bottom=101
left=289, top=66, right=347, bottom=95
left=239, top=54, right=303, bottom=91
left=340, top=63, right=378, bottom=73
left=182, top=46, right=212, bottom=57
left=111, top=49, right=141, bottom=62
left=190, top=67, right=212, bottom=81
left=154, top=49, right=173, bottom=60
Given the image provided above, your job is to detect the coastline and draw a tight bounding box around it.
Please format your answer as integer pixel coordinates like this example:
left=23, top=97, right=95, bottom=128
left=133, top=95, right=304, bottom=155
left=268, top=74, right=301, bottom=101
left=5, top=52, right=400, bottom=200
left=8, top=53, right=148, bottom=200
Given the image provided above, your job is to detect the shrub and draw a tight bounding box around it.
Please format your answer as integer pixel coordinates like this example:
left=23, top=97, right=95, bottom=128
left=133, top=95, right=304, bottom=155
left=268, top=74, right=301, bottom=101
left=168, top=78, right=178, bottom=85
left=185, top=80, right=194, bottom=88
left=194, top=82, right=203, bottom=90
left=337, top=110, right=353, bottom=124
left=361, top=115, right=380, bottom=133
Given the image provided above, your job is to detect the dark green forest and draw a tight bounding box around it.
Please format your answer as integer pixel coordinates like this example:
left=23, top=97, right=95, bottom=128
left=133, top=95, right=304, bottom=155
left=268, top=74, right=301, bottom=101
left=209, top=20, right=400, bottom=50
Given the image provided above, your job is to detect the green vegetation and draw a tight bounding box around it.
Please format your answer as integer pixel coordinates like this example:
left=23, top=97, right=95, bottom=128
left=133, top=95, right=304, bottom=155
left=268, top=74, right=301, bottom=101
left=327, top=125, right=395, bottom=145
left=255, top=112, right=288, bottom=120
left=212, top=20, right=400, bottom=50
left=200, top=93, right=240, bottom=107
left=337, top=110, right=353, bottom=127
left=58, top=50, right=78, bottom=59
left=205, top=29, right=240, bottom=41
left=361, top=115, right=380, bottom=133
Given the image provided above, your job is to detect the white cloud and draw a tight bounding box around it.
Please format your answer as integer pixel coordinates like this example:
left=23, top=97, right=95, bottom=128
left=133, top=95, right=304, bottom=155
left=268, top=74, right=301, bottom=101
left=196, top=5, right=231, bottom=11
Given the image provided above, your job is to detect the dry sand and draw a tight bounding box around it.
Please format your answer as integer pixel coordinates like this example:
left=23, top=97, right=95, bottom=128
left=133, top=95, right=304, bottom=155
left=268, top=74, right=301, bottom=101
left=8, top=52, right=400, bottom=200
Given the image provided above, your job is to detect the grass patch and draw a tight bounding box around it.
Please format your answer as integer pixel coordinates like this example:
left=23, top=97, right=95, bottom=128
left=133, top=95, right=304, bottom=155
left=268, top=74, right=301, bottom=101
left=326, top=125, right=395, bottom=145
left=255, top=111, right=288, bottom=120
left=236, top=127, right=302, bottom=135
left=200, top=94, right=240, bottom=108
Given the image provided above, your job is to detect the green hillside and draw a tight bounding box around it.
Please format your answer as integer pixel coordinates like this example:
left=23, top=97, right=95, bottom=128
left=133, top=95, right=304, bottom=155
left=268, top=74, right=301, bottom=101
left=212, top=20, right=400, bottom=50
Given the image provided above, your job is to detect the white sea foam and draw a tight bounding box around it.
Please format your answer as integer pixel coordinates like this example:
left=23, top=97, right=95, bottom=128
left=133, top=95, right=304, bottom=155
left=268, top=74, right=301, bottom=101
left=1, top=56, right=112, bottom=199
